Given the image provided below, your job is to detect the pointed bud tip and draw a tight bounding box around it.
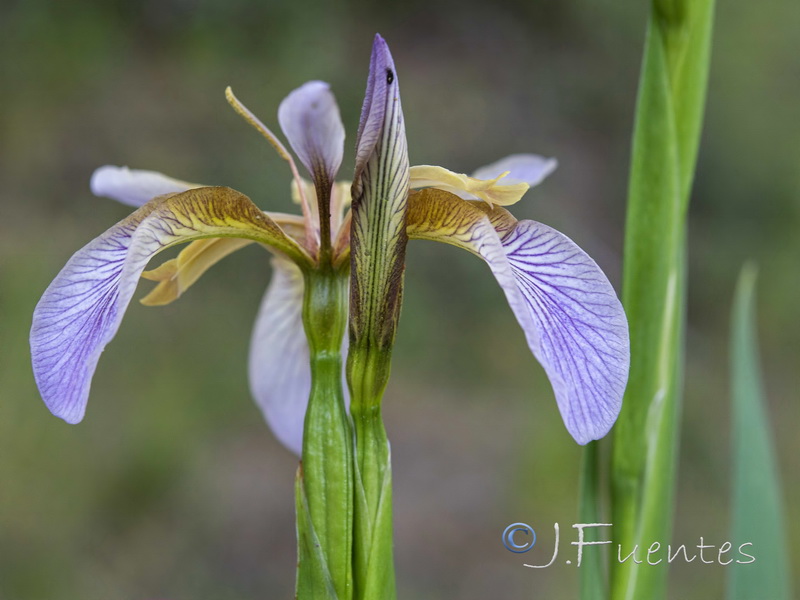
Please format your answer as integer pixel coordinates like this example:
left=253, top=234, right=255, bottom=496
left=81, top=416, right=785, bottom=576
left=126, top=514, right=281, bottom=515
left=370, top=33, right=396, bottom=73
left=354, top=35, right=402, bottom=181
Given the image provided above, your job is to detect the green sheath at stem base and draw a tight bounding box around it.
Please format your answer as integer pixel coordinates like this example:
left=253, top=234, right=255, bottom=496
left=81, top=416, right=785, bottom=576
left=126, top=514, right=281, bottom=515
left=297, top=266, right=354, bottom=600
left=348, top=347, right=397, bottom=600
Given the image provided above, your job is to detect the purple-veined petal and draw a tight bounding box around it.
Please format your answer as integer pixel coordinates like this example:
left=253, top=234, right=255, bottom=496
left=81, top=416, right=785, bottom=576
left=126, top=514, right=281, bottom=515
left=471, top=153, right=557, bottom=187
left=278, top=81, right=345, bottom=189
left=407, top=189, right=629, bottom=444
left=31, top=187, right=310, bottom=424
left=349, top=34, right=409, bottom=350
left=502, top=220, right=629, bottom=444
left=249, top=257, right=349, bottom=455
left=90, top=165, right=201, bottom=207
left=353, top=34, right=398, bottom=187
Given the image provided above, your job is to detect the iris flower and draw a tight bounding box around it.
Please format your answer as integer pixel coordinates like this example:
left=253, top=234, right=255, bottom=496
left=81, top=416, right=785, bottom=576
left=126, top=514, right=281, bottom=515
left=31, top=36, right=628, bottom=452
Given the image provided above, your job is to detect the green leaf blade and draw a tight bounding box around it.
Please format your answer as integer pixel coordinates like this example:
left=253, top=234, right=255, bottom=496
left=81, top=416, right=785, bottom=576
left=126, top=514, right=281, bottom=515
left=610, top=14, right=686, bottom=599
left=727, top=265, right=792, bottom=600
left=610, top=2, right=715, bottom=598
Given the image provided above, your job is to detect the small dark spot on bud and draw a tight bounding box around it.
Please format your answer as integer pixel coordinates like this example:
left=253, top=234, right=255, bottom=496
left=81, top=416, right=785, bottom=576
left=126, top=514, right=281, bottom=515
left=386, top=69, right=394, bottom=84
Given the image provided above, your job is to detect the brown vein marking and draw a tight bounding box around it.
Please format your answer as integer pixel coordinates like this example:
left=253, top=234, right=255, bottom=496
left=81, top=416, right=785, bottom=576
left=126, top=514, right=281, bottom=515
left=349, top=88, right=409, bottom=349
left=131, top=186, right=312, bottom=267
left=406, top=188, right=518, bottom=255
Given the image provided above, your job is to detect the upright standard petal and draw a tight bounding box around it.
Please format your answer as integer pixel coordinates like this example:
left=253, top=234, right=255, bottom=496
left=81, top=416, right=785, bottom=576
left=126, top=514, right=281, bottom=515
left=278, top=81, right=346, bottom=253
left=278, top=81, right=345, bottom=190
left=249, top=258, right=349, bottom=455
left=31, top=187, right=310, bottom=424
left=90, top=166, right=201, bottom=207
left=350, top=34, right=409, bottom=349
left=471, top=153, right=558, bottom=187
left=407, top=189, right=629, bottom=444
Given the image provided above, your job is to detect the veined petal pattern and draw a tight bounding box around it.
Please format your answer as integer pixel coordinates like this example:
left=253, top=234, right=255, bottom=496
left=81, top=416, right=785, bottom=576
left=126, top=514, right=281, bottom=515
left=407, top=189, right=628, bottom=443
left=31, top=187, right=309, bottom=423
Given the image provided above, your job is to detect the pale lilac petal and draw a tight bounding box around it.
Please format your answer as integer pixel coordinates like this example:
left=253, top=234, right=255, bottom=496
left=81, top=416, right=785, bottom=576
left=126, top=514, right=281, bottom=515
left=90, top=165, right=200, bottom=207
left=349, top=34, right=409, bottom=350
left=406, top=190, right=628, bottom=443
left=249, top=258, right=349, bottom=455
left=499, top=221, right=629, bottom=443
left=31, top=217, right=144, bottom=423
left=31, top=187, right=307, bottom=424
left=471, top=154, right=557, bottom=187
left=353, top=33, right=398, bottom=186
left=278, top=81, right=345, bottom=187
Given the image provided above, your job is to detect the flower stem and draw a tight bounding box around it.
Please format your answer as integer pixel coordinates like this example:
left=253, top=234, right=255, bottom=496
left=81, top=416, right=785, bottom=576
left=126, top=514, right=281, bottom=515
left=297, top=265, right=353, bottom=600
left=609, top=1, right=715, bottom=598
left=347, top=347, right=396, bottom=600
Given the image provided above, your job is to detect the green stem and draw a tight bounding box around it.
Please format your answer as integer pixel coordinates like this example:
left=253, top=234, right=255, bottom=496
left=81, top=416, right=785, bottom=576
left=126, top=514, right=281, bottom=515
left=579, top=442, right=606, bottom=600
left=348, top=347, right=396, bottom=600
left=297, top=265, right=353, bottom=600
left=609, top=2, right=714, bottom=599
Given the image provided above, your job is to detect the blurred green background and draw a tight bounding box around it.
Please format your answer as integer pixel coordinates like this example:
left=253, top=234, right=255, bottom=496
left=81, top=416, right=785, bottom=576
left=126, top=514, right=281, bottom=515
left=1, top=0, right=797, bottom=598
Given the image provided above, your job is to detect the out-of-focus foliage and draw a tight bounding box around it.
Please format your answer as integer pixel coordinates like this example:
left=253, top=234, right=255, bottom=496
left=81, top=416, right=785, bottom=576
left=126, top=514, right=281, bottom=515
left=0, top=1, right=797, bottom=598
left=728, top=265, right=792, bottom=600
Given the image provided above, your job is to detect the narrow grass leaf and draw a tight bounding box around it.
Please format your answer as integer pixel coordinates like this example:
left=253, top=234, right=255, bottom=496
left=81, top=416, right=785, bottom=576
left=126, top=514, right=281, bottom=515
left=727, top=265, right=792, bottom=600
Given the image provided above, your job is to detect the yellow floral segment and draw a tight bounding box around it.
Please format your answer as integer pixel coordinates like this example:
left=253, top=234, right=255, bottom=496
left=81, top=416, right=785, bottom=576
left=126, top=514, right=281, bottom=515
left=409, top=165, right=529, bottom=207
left=406, top=188, right=517, bottom=256
left=134, top=185, right=311, bottom=268
left=141, top=238, right=252, bottom=306
left=226, top=87, right=294, bottom=164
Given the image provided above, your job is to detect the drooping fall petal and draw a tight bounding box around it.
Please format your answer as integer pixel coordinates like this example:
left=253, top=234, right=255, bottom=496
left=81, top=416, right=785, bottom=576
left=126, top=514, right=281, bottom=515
left=31, top=187, right=310, bottom=424
left=249, top=258, right=308, bottom=455
left=90, top=165, right=201, bottom=207
left=350, top=34, right=409, bottom=350
left=248, top=258, right=349, bottom=455
left=503, top=220, right=629, bottom=443
left=407, top=189, right=629, bottom=444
